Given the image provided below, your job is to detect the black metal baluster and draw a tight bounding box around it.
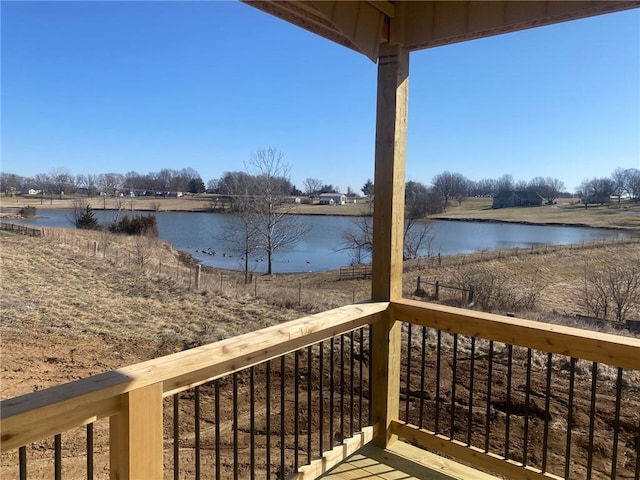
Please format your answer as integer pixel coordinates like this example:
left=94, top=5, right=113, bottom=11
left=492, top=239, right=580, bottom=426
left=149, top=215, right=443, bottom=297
left=467, top=337, right=476, bottom=447
left=195, top=386, right=201, bottom=480
left=450, top=334, right=458, bottom=440
left=435, top=330, right=442, bottom=434
left=505, top=344, right=513, bottom=460
left=564, top=358, right=576, bottom=480
left=319, top=341, right=324, bottom=454
left=19, top=446, right=26, bottom=480
left=359, top=327, right=364, bottom=431
left=542, top=353, right=552, bottom=473
left=405, top=322, right=412, bottom=422
left=419, top=326, right=427, bottom=429
left=54, top=434, right=62, bottom=480
left=250, top=367, right=256, bottom=480
left=294, top=351, right=300, bottom=471
left=485, top=340, right=494, bottom=453
left=281, top=356, right=286, bottom=480
left=369, top=324, right=373, bottom=426
left=215, top=379, right=221, bottom=480
left=174, top=394, right=179, bottom=480
left=87, top=423, right=93, bottom=480
left=586, top=362, right=598, bottom=480
left=233, top=372, right=239, bottom=480
left=350, top=330, right=355, bottom=438
left=611, top=367, right=623, bottom=479
left=308, top=345, right=313, bottom=464
left=340, top=334, right=345, bottom=443
left=330, top=337, right=335, bottom=447
left=523, top=348, right=532, bottom=466
left=265, top=362, right=271, bottom=480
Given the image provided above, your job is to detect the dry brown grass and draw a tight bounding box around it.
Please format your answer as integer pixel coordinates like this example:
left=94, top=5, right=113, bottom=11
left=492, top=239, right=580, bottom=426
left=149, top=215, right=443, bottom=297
left=433, top=197, right=640, bottom=230
left=2, top=226, right=638, bottom=400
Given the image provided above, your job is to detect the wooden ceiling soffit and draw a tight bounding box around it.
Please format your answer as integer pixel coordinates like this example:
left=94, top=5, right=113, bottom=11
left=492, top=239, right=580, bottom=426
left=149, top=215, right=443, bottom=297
left=392, top=1, right=640, bottom=51
left=244, top=1, right=387, bottom=61
left=245, top=1, right=638, bottom=60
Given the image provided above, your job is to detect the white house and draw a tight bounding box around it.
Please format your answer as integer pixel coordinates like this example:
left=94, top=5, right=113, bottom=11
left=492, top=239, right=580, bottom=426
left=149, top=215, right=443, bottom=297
left=319, top=193, right=346, bottom=205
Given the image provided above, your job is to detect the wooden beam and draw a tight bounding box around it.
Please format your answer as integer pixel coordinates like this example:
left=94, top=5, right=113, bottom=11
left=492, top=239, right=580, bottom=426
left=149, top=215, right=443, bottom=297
left=371, top=44, right=408, bottom=302
left=370, top=44, right=408, bottom=450
left=367, top=1, right=395, bottom=18
left=109, top=383, right=163, bottom=480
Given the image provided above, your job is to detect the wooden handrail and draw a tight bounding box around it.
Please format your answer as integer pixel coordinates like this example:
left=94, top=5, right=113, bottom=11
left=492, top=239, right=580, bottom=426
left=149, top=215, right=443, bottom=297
left=1, top=301, right=388, bottom=451
left=392, top=298, right=640, bottom=371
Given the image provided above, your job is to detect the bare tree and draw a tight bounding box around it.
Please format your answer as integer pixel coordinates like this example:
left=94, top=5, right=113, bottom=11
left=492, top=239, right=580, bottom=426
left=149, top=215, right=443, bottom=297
left=626, top=168, right=640, bottom=202
left=341, top=181, right=436, bottom=263
left=578, top=177, right=615, bottom=208
left=303, top=178, right=323, bottom=197
left=528, top=177, right=565, bottom=204
left=432, top=171, right=467, bottom=210
left=611, top=168, right=628, bottom=205
left=246, top=147, right=310, bottom=275
left=583, top=260, right=640, bottom=322
left=340, top=204, right=374, bottom=265
left=49, top=167, right=73, bottom=199
left=217, top=172, right=261, bottom=282
left=33, top=173, right=51, bottom=204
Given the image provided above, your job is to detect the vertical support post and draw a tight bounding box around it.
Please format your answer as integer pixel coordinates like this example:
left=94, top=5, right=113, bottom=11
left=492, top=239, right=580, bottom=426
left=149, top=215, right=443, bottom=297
left=370, top=44, right=409, bottom=449
left=110, top=383, right=163, bottom=480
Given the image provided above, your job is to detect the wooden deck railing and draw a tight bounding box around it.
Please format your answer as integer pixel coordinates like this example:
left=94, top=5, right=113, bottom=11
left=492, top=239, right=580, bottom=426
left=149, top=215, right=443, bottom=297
left=2, top=300, right=639, bottom=479
left=392, top=299, right=640, bottom=480
left=1, top=302, right=386, bottom=479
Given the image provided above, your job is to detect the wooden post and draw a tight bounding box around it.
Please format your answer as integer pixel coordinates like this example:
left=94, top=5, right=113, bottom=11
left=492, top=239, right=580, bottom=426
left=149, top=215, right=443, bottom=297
left=195, top=265, right=201, bottom=290
left=370, top=44, right=409, bottom=449
left=109, top=383, right=163, bottom=479
left=435, top=281, right=440, bottom=301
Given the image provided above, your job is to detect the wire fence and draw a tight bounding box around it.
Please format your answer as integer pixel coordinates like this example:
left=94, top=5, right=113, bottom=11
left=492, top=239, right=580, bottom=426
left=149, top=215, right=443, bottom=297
left=7, top=225, right=365, bottom=313
left=408, top=237, right=640, bottom=270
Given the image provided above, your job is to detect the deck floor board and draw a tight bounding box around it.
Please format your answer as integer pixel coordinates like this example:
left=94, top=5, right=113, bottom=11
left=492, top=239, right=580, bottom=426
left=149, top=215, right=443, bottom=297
left=319, top=441, right=501, bottom=480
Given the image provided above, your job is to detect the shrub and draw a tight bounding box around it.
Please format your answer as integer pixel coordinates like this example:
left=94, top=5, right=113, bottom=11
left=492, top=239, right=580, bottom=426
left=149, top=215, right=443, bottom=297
left=109, top=214, right=159, bottom=237
left=75, top=206, right=100, bottom=230
left=19, top=205, right=36, bottom=218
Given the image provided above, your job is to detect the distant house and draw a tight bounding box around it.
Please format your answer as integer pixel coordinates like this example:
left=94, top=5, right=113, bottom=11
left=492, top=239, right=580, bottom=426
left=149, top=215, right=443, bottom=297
left=319, top=193, right=347, bottom=205
left=492, top=191, right=543, bottom=209
left=19, top=188, right=41, bottom=196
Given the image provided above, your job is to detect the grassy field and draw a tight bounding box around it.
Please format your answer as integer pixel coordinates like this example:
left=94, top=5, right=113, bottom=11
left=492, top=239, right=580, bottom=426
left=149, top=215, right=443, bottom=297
left=3, top=194, right=640, bottom=229
left=2, top=227, right=638, bottom=400
left=2, top=228, right=639, bottom=478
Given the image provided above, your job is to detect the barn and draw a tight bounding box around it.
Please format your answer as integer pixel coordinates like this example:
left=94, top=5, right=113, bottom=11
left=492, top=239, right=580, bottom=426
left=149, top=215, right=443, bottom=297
left=319, top=193, right=346, bottom=205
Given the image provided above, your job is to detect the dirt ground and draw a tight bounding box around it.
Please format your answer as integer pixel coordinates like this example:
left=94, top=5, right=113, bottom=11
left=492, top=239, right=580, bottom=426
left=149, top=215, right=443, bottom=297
left=1, top=229, right=639, bottom=478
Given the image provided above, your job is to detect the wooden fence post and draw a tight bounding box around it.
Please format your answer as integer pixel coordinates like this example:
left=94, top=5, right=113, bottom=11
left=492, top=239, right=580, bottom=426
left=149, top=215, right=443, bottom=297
left=93, top=241, right=98, bottom=256
left=468, top=286, right=475, bottom=305
left=195, top=265, right=201, bottom=290
left=435, top=281, right=440, bottom=301
left=109, top=383, right=163, bottom=480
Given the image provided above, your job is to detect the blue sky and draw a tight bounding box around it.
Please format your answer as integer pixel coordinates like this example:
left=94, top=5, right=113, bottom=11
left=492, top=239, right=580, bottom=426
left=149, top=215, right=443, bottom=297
left=2, top=1, right=638, bottom=193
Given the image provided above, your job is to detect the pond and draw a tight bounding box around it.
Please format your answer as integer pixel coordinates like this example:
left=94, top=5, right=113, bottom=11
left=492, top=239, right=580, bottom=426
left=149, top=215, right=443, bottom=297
left=12, top=210, right=635, bottom=273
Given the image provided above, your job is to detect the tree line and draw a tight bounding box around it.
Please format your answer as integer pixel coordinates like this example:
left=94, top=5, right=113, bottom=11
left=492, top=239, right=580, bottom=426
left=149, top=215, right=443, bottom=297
left=2, top=163, right=638, bottom=209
